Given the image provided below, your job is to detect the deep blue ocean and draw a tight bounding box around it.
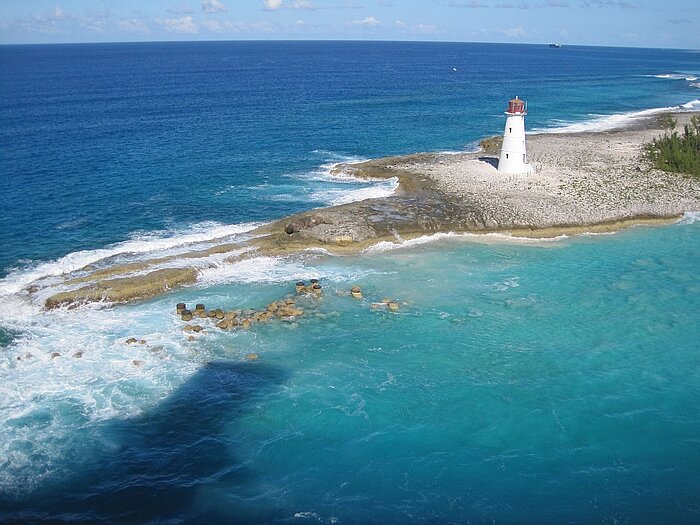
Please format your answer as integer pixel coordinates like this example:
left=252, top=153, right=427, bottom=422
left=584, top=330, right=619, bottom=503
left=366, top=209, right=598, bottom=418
left=1, top=41, right=699, bottom=523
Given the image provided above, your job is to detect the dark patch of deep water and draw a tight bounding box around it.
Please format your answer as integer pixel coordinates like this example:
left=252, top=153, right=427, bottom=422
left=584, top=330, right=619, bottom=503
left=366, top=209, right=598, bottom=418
left=0, top=361, right=289, bottom=524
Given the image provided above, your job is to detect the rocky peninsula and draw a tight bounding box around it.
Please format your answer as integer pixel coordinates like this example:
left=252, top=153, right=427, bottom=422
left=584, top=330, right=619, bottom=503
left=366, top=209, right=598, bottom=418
left=37, top=112, right=700, bottom=309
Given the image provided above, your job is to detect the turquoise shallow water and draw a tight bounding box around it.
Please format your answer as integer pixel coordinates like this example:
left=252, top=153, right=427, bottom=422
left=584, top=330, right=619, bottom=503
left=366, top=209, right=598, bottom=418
left=2, top=222, right=699, bottom=523
left=1, top=42, right=700, bottom=523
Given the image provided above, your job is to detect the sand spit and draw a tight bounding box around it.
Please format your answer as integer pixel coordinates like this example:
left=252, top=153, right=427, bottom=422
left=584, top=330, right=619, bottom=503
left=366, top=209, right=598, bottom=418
left=34, top=112, right=700, bottom=308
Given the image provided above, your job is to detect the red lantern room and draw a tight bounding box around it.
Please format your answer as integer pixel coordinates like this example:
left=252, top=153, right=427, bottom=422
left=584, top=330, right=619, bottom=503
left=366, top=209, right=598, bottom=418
left=506, top=96, right=527, bottom=115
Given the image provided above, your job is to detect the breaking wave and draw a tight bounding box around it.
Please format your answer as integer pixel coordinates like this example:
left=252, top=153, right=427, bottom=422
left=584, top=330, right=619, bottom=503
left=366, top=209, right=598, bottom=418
left=532, top=99, right=700, bottom=134
left=0, top=222, right=261, bottom=298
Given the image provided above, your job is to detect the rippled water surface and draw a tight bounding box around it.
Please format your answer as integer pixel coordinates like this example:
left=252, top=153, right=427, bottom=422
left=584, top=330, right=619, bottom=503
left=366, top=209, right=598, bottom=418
left=1, top=42, right=699, bottom=523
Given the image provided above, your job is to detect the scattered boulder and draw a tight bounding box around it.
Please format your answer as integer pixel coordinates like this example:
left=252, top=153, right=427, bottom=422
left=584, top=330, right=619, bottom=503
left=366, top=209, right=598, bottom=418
left=171, top=278, right=355, bottom=334
left=284, top=215, right=330, bottom=236
left=132, top=360, right=144, bottom=368
left=194, top=304, right=207, bottom=318
left=50, top=352, right=61, bottom=360
left=246, top=353, right=259, bottom=361
left=126, top=338, right=138, bottom=344
left=479, top=135, right=503, bottom=155
left=73, top=351, right=83, bottom=359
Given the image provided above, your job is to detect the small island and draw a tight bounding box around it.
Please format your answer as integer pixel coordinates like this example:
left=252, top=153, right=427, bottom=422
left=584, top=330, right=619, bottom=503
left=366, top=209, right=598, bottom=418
left=39, top=111, right=700, bottom=309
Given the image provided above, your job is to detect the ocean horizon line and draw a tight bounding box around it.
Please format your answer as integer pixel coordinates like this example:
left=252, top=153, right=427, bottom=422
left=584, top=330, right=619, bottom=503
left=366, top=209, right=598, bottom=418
left=1, top=38, right=698, bottom=52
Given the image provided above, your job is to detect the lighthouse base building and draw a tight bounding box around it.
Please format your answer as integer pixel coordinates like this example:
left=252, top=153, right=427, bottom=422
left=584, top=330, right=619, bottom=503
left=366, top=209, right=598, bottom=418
left=497, top=96, right=533, bottom=176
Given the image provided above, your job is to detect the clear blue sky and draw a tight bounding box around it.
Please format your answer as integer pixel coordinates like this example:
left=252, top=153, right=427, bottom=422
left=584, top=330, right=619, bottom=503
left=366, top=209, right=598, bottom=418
left=0, top=0, right=697, bottom=48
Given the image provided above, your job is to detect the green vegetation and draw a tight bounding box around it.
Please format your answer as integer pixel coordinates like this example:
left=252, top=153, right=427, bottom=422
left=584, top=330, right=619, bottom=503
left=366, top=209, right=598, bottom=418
left=645, top=115, right=700, bottom=177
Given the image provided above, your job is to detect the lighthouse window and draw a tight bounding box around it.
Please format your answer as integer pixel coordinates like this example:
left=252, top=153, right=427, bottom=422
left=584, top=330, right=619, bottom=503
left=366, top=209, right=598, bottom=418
left=506, top=154, right=509, bottom=159
left=523, top=154, right=526, bottom=162
left=509, top=127, right=512, bottom=133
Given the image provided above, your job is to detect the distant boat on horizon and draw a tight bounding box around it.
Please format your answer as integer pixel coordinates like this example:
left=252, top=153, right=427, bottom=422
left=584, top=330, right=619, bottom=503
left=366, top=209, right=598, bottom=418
left=549, top=43, right=563, bottom=48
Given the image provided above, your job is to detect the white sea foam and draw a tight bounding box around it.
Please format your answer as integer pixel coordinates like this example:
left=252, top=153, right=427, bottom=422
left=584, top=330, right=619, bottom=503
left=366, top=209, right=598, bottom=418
left=363, top=231, right=569, bottom=253
left=679, top=211, right=700, bottom=225
left=197, top=255, right=374, bottom=286
left=653, top=73, right=692, bottom=80
left=220, top=154, right=398, bottom=208
left=0, top=222, right=260, bottom=297
left=0, top=295, right=205, bottom=496
left=437, top=142, right=481, bottom=155
left=494, top=276, right=520, bottom=291
left=311, top=177, right=399, bottom=206
left=292, top=155, right=400, bottom=205
left=310, top=150, right=365, bottom=164
left=532, top=99, right=700, bottom=134
left=364, top=232, right=464, bottom=253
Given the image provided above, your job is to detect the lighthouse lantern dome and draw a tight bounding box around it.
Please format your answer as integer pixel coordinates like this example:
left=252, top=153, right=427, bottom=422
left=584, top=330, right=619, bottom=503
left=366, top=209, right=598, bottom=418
left=506, top=96, right=527, bottom=115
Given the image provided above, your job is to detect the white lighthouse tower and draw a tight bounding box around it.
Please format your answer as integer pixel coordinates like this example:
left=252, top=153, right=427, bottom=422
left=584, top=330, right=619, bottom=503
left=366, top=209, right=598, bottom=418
left=497, top=96, right=533, bottom=175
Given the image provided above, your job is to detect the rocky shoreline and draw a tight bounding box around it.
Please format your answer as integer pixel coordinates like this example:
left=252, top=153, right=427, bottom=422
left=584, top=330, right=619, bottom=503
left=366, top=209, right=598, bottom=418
left=35, top=111, right=700, bottom=309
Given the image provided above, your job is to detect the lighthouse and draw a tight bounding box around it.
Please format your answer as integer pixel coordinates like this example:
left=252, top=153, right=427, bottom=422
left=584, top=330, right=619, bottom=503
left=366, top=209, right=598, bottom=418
left=497, top=96, right=533, bottom=175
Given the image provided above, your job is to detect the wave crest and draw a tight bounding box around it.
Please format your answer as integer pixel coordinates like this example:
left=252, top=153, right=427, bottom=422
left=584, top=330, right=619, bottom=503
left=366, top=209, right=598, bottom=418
left=532, top=99, right=700, bottom=134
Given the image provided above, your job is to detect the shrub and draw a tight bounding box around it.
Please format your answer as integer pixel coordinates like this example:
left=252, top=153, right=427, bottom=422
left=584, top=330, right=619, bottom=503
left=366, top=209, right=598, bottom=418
left=644, top=115, right=700, bottom=177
